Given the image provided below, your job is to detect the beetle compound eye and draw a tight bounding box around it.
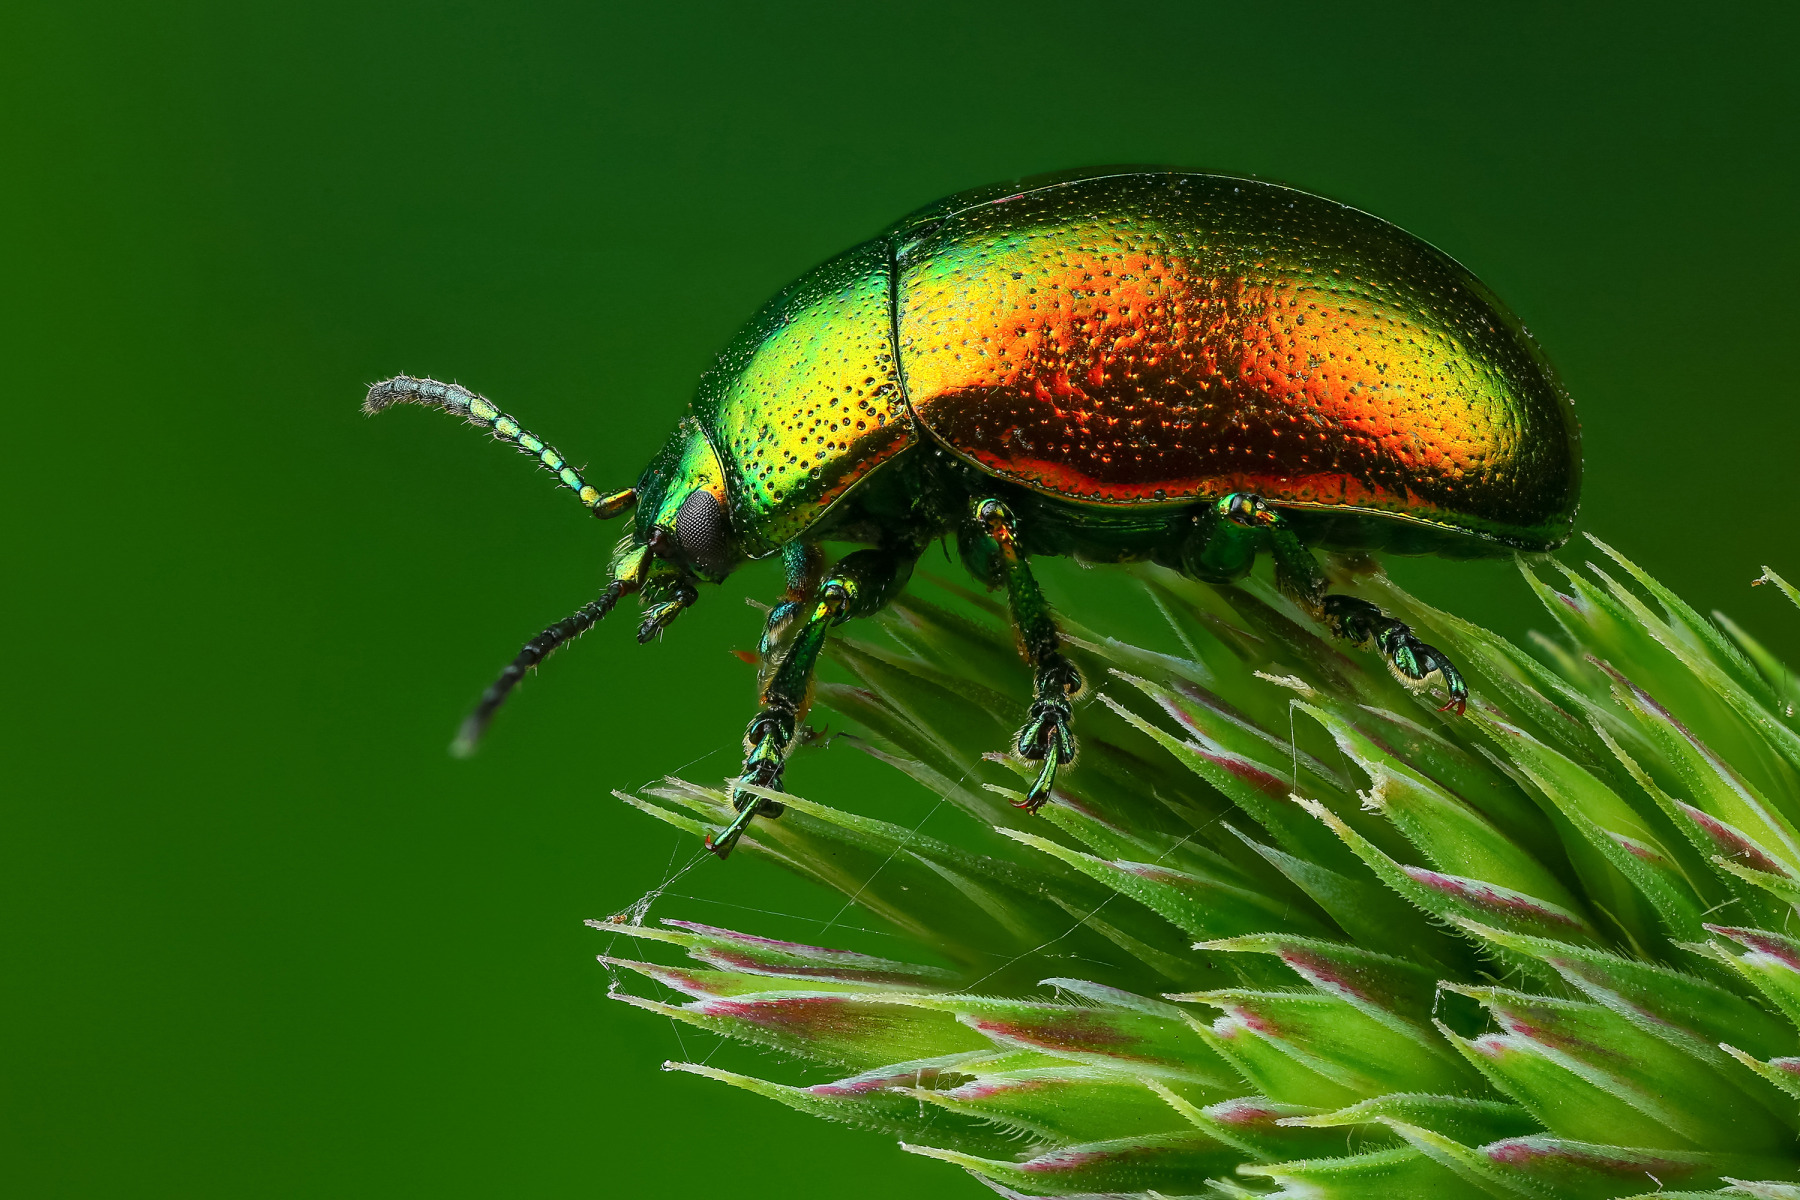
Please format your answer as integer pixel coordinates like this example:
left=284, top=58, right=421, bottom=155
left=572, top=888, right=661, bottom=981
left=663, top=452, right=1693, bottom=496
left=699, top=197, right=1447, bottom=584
left=674, top=489, right=732, bottom=577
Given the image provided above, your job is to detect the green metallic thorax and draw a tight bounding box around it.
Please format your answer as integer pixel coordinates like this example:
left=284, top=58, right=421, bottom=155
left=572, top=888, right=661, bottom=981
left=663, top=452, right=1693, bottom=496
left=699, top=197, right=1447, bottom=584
left=683, top=239, right=911, bottom=559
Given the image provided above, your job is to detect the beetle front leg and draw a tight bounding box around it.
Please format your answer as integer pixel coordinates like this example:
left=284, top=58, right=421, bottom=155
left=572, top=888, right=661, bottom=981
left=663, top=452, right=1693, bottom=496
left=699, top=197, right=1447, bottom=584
left=710, top=547, right=913, bottom=858
left=968, top=498, right=1083, bottom=814
left=757, top=541, right=826, bottom=664
left=1218, top=493, right=1468, bottom=714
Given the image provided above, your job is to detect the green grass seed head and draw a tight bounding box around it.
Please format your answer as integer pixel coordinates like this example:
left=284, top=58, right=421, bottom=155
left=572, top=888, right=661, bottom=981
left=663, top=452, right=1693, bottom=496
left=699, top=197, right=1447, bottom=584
left=609, top=549, right=1800, bottom=1198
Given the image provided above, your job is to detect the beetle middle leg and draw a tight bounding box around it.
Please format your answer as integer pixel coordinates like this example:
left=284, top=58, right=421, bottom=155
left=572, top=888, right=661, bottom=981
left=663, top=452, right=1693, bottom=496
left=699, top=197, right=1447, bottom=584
left=757, top=541, right=826, bottom=665
left=708, top=545, right=915, bottom=858
left=1216, top=493, right=1468, bottom=714
left=965, top=498, right=1083, bottom=814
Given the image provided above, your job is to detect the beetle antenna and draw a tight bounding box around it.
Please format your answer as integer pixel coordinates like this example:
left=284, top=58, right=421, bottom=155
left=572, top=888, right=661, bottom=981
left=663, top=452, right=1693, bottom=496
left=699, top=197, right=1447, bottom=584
left=364, top=376, right=637, bottom=519
left=451, top=578, right=638, bottom=757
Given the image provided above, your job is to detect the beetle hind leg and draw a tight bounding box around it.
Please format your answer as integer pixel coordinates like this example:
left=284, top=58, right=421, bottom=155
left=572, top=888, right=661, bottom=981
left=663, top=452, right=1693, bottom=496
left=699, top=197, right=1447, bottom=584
left=968, top=499, right=1083, bottom=813
left=1217, top=492, right=1469, bottom=715
left=1321, top=595, right=1469, bottom=714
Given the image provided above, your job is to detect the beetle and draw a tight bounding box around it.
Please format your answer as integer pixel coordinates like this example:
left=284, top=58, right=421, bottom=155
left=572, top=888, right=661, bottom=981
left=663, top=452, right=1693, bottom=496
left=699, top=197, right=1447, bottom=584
left=366, top=169, right=1580, bottom=857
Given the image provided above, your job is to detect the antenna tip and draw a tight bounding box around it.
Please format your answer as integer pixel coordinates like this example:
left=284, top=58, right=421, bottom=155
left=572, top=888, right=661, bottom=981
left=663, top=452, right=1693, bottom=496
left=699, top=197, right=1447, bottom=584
left=362, top=375, right=417, bottom=415
left=362, top=376, right=478, bottom=418
left=449, top=720, right=483, bottom=759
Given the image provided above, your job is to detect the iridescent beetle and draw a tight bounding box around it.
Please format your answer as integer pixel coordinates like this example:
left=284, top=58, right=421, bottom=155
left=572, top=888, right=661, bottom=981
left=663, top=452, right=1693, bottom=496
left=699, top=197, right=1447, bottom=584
left=366, top=170, right=1580, bottom=857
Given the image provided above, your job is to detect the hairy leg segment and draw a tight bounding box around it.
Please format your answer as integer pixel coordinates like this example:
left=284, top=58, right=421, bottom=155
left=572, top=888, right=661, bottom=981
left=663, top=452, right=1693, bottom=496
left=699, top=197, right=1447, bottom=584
left=709, top=545, right=915, bottom=857
left=1218, top=493, right=1468, bottom=713
left=968, top=498, right=1084, bottom=813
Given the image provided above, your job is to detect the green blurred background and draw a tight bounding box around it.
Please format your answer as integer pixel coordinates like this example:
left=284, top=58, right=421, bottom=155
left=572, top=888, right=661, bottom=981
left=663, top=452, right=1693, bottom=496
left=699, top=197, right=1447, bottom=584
left=7, top=2, right=1799, bottom=1195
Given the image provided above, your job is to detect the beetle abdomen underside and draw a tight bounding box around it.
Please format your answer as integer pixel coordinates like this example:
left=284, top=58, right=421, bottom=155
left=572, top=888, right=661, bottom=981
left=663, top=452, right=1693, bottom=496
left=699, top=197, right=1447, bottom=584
left=894, top=173, right=1580, bottom=551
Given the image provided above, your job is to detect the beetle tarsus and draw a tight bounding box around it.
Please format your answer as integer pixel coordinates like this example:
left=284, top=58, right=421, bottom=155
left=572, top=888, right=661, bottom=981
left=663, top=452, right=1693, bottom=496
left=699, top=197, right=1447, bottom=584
left=736, top=712, right=793, bottom=817
left=1321, top=594, right=1469, bottom=714
left=1221, top=495, right=1472, bottom=717
left=1022, top=755, right=1060, bottom=813
left=1015, top=674, right=1079, bottom=812
left=710, top=748, right=787, bottom=858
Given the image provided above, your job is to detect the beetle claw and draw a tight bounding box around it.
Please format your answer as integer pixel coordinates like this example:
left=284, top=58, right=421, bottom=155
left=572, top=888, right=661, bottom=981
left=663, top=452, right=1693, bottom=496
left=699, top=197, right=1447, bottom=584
left=1015, top=699, right=1076, bottom=812
left=1321, top=594, right=1471, bottom=717
left=710, top=765, right=787, bottom=859
left=705, top=800, right=759, bottom=858
left=1020, top=754, right=1059, bottom=814
left=1434, top=659, right=1471, bottom=716
left=1400, top=639, right=1468, bottom=717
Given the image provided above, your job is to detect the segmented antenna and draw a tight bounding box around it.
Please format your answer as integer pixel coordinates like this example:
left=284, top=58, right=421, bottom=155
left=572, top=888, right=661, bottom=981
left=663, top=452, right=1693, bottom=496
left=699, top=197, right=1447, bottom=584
left=364, top=375, right=636, bottom=518
left=450, top=579, right=635, bottom=757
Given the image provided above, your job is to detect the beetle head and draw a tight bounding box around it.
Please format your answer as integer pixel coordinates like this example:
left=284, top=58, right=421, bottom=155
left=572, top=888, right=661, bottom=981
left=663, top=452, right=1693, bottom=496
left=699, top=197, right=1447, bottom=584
left=633, top=416, right=744, bottom=587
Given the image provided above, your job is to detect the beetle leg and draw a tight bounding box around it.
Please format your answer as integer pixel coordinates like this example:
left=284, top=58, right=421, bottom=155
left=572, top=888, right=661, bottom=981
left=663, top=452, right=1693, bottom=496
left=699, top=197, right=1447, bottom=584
left=636, top=576, right=698, bottom=642
left=758, top=542, right=827, bottom=665
left=1218, top=492, right=1468, bottom=714
left=1320, top=595, right=1470, bottom=714
left=970, top=498, right=1083, bottom=814
left=1217, top=493, right=1327, bottom=604
left=710, top=547, right=914, bottom=858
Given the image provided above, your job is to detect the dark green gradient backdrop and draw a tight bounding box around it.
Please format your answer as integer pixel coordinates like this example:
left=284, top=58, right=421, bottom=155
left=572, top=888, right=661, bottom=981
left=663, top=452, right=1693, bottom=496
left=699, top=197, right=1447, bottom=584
left=6, top=3, right=1799, bottom=1196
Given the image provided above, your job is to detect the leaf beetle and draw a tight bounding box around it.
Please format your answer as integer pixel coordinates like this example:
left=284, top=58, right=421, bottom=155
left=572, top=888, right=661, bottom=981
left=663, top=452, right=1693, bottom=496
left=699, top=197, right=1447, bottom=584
left=366, top=169, right=1580, bottom=856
